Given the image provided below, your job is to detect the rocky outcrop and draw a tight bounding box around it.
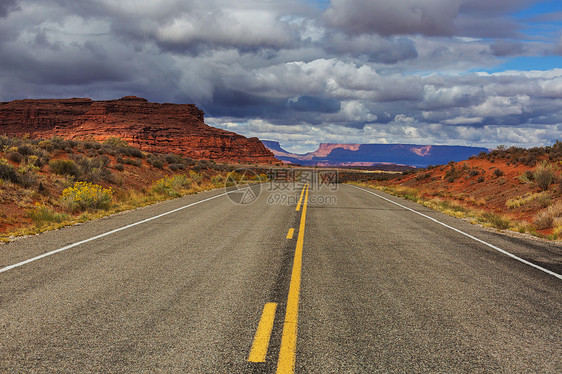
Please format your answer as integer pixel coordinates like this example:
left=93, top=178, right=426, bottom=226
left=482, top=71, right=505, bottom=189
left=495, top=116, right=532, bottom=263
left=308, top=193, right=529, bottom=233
left=0, top=96, right=277, bottom=163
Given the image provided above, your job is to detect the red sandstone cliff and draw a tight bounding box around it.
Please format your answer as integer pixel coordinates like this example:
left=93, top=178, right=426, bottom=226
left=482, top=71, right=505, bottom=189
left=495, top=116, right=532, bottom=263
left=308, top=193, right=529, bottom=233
left=0, top=96, right=277, bottom=163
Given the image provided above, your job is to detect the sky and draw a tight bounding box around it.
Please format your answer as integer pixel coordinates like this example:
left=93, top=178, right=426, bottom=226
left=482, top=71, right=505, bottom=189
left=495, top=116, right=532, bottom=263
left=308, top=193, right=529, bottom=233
left=1, top=1, right=561, bottom=153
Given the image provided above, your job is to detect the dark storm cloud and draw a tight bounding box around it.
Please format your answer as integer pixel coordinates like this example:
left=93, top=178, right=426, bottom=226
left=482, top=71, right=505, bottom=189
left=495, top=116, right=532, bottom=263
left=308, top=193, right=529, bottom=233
left=325, top=33, right=418, bottom=64
left=288, top=95, right=341, bottom=113
left=0, top=0, right=561, bottom=150
left=0, top=0, right=19, bottom=17
left=323, top=0, right=536, bottom=38
left=324, top=0, right=460, bottom=36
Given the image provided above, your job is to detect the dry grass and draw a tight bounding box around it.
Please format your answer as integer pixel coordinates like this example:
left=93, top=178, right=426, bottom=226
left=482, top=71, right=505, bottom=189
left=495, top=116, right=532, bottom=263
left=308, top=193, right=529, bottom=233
left=533, top=202, right=562, bottom=230
left=352, top=182, right=519, bottom=233
left=506, top=192, right=551, bottom=209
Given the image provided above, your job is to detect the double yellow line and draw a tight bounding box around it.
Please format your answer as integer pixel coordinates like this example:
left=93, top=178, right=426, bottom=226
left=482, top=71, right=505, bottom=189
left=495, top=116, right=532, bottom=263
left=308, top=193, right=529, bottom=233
left=277, top=183, right=309, bottom=373
left=247, top=183, right=309, bottom=373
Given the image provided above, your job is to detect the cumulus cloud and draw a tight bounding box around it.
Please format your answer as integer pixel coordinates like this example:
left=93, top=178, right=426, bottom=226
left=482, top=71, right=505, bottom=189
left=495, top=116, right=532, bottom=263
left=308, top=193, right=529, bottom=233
left=0, top=0, right=560, bottom=151
left=324, top=0, right=460, bottom=36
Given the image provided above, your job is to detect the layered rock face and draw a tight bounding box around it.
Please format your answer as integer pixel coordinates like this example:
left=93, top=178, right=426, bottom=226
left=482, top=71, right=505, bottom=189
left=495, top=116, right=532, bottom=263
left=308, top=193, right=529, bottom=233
left=262, top=140, right=488, bottom=167
left=0, top=96, right=277, bottom=163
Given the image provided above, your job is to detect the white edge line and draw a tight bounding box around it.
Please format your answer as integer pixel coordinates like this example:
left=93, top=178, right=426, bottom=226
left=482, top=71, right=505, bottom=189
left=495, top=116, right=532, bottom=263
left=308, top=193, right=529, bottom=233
left=351, top=185, right=562, bottom=280
left=0, top=188, right=244, bottom=274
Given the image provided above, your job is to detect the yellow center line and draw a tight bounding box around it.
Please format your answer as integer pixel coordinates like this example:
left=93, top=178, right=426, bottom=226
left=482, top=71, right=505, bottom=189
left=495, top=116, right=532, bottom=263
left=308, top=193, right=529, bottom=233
left=286, top=228, right=295, bottom=239
left=248, top=303, right=278, bottom=363
left=295, top=183, right=308, bottom=211
left=277, top=184, right=309, bottom=374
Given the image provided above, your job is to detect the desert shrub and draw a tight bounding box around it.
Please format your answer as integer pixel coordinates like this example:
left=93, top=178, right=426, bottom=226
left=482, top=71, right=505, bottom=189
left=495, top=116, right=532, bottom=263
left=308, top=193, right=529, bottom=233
left=192, top=160, right=211, bottom=172
left=38, top=139, right=52, bottom=150
left=519, top=170, right=534, bottom=183
left=17, top=164, right=39, bottom=187
left=70, top=155, right=113, bottom=182
left=147, top=155, right=164, bottom=169
left=113, top=163, right=124, bottom=171
left=0, top=135, right=17, bottom=148
left=16, top=144, right=33, bottom=156
left=26, top=155, right=41, bottom=167
left=533, top=211, right=554, bottom=230
left=211, top=175, right=224, bottom=186
left=27, top=204, right=68, bottom=226
left=0, top=158, right=21, bottom=183
left=477, top=176, right=485, bottom=183
left=151, top=174, right=192, bottom=197
left=83, top=141, right=100, bottom=150
left=168, top=163, right=184, bottom=171
left=122, top=158, right=142, bottom=167
left=444, top=165, right=458, bottom=183
left=469, top=169, right=480, bottom=177
left=103, top=136, right=128, bottom=148
left=493, top=168, right=504, bottom=177
left=415, top=172, right=431, bottom=181
left=60, top=181, right=113, bottom=212
left=182, top=156, right=195, bottom=166
left=118, top=145, right=144, bottom=158
left=49, top=159, right=81, bottom=177
left=533, top=202, right=562, bottom=230
left=115, top=156, right=125, bottom=164
left=150, top=158, right=164, bottom=169
left=7, top=151, right=23, bottom=163
left=189, top=170, right=204, bottom=184
left=164, top=153, right=183, bottom=164
left=532, top=161, right=558, bottom=191
left=99, top=144, right=117, bottom=155
left=479, top=213, right=510, bottom=230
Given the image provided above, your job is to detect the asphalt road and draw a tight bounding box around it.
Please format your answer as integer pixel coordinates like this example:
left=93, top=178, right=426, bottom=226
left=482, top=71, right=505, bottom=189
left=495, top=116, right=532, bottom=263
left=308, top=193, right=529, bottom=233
left=1, top=182, right=560, bottom=373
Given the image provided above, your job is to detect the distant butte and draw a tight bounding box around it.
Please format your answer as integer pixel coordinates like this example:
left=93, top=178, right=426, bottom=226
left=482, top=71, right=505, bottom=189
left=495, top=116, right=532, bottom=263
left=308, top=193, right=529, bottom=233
left=0, top=96, right=277, bottom=163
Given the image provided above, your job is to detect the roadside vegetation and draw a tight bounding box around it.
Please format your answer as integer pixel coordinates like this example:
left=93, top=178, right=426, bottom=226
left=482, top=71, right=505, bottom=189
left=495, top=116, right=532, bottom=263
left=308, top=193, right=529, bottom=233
left=352, top=141, right=562, bottom=241
left=0, top=135, right=267, bottom=242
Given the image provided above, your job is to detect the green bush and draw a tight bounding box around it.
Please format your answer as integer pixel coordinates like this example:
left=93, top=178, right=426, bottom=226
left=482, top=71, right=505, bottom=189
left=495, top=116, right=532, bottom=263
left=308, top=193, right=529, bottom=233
left=0, top=158, right=21, bottom=183
left=8, top=151, right=23, bottom=163
left=532, top=161, right=557, bottom=191
left=49, top=159, right=81, bottom=177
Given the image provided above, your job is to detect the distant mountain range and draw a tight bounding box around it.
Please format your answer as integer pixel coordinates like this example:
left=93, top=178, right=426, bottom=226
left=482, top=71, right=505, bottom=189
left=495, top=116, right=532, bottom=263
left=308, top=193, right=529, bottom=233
left=262, top=141, right=489, bottom=168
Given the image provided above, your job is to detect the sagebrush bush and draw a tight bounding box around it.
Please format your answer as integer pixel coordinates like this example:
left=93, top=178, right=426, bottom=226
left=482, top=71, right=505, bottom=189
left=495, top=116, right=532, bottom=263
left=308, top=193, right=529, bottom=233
left=50, top=159, right=81, bottom=177
left=61, top=182, right=113, bottom=212
left=8, top=151, right=23, bottom=163
left=532, top=161, right=558, bottom=191
left=0, top=158, right=21, bottom=183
